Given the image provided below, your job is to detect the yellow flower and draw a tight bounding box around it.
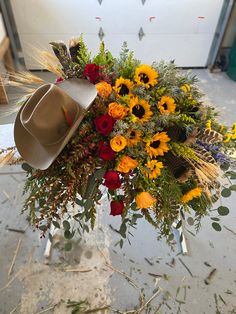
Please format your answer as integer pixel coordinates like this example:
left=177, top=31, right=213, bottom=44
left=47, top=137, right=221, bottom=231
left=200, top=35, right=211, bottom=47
left=180, top=84, right=191, bottom=93
left=158, top=96, right=176, bottom=114
left=96, top=81, right=112, bottom=98
left=224, top=133, right=232, bottom=142
left=126, top=129, right=142, bottom=147
left=145, top=132, right=170, bottom=158
left=108, top=102, right=128, bottom=120
left=113, top=77, right=133, bottom=97
left=206, top=120, right=212, bottom=129
left=110, top=135, right=127, bottom=152
left=136, top=192, right=156, bottom=209
left=143, top=160, right=163, bottom=179
left=130, top=97, right=153, bottom=123
left=116, top=155, right=138, bottom=173
left=181, top=187, right=202, bottom=203
left=134, top=64, right=158, bottom=88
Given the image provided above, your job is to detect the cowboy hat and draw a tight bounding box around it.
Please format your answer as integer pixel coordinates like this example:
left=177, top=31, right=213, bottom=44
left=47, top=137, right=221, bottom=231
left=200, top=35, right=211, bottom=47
left=14, top=78, right=97, bottom=170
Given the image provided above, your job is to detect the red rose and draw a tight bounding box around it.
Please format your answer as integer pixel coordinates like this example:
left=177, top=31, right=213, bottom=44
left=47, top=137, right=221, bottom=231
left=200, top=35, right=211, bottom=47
left=95, top=115, right=115, bottom=136
left=110, top=200, right=124, bottom=216
left=98, top=141, right=116, bottom=160
left=83, top=63, right=100, bottom=83
left=104, top=170, right=121, bottom=190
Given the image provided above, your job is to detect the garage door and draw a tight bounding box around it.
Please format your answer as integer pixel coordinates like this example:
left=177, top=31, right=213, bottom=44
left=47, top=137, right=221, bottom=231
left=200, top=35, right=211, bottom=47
left=11, top=0, right=224, bottom=68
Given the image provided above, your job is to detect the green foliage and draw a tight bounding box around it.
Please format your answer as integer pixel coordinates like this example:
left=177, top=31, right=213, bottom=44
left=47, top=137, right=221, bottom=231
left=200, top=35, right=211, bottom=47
left=92, top=41, right=114, bottom=68
left=76, top=35, right=91, bottom=68
left=170, top=142, right=199, bottom=161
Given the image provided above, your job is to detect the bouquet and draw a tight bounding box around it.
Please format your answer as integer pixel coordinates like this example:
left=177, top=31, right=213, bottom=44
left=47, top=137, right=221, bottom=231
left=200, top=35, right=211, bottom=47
left=9, top=36, right=236, bottom=246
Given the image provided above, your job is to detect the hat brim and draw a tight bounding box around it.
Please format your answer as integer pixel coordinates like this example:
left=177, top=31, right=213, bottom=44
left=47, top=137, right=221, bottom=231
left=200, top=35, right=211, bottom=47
left=14, top=103, right=84, bottom=170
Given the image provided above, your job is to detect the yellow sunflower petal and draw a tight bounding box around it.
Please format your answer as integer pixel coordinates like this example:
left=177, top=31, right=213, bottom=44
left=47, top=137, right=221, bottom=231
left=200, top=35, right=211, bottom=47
left=145, top=132, right=170, bottom=158
left=134, top=64, right=158, bottom=88
left=181, top=187, right=202, bottom=203
left=129, top=97, right=153, bottom=124
left=143, top=160, right=163, bottom=179
left=113, top=77, right=133, bottom=97
left=157, top=96, right=176, bottom=114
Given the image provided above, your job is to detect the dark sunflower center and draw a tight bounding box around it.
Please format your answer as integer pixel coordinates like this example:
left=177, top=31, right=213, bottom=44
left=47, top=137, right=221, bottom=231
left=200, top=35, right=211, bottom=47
left=132, top=105, right=145, bottom=119
left=162, top=103, right=168, bottom=110
left=119, top=84, right=129, bottom=96
left=130, top=131, right=136, bottom=139
left=139, top=73, right=149, bottom=84
left=150, top=140, right=160, bottom=148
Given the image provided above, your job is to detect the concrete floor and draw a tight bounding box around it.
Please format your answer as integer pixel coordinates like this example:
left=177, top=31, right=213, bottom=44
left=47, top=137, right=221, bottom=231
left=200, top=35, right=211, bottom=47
left=0, top=70, right=236, bottom=314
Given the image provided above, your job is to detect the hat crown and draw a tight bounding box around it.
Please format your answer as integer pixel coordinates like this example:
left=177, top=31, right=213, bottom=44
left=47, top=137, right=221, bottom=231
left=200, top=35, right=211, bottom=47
left=21, top=84, right=79, bottom=145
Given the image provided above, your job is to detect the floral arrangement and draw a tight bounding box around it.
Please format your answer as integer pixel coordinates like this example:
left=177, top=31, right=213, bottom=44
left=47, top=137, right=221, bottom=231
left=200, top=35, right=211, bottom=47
left=13, top=37, right=236, bottom=246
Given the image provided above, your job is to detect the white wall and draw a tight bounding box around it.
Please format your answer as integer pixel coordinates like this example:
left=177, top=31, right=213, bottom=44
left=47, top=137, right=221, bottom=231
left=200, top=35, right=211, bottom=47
left=11, top=0, right=224, bottom=68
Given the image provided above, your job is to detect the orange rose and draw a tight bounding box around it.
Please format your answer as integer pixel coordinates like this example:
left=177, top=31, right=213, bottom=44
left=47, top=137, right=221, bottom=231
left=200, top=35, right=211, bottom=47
left=108, top=102, right=128, bottom=120
left=116, top=155, right=138, bottom=173
left=96, top=81, right=112, bottom=98
left=135, top=192, right=156, bottom=209
left=110, top=135, right=127, bottom=152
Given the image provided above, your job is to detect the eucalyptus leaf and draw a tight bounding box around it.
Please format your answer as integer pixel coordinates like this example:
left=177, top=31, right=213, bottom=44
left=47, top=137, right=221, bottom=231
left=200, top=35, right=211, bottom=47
left=210, top=217, right=220, bottom=221
left=175, top=220, right=182, bottom=229
left=119, top=223, right=127, bottom=238
left=212, top=222, right=222, bottom=232
left=84, top=198, right=94, bottom=210
left=63, top=220, right=70, bottom=230
left=217, top=206, right=229, bottom=216
left=52, top=220, right=60, bottom=229
left=22, top=163, right=32, bottom=172
left=221, top=188, right=231, bottom=198
left=187, top=217, right=194, bottom=226
left=75, top=198, right=84, bottom=206
left=64, top=230, right=75, bottom=239
left=230, top=185, right=236, bottom=191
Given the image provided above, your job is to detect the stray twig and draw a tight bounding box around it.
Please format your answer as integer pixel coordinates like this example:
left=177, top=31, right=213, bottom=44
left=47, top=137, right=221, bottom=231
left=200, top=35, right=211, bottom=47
left=223, top=225, right=236, bottom=236
left=8, top=238, right=22, bottom=277
left=144, top=257, right=153, bottom=266
left=9, top=302, right=21, bottom=314
left=6, top=227, right=25, bottom=234
left=0, top=269, right=22, bottom=293
left=64, top=268, right=92, bottom=273
left=178, top=258, right=193, bottom=277
left=204, top=268, right=217, bottom=285
left=35, top=305, right=56, bottom=314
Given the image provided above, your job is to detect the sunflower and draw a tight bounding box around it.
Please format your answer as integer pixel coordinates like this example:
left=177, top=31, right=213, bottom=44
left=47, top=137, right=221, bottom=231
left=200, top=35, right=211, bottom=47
left=158, top=96, right=176, bottom=114
left=130, top=97, right=153, bottom=123
left=113, top=77, right=133, bottom=97
left=126, top=129, right=142, bottom=147
left=180, top=84, right=191, bottom=93
left=181, top=187, right=202, bottom=203
left=145, top=132, right=170, bottom=158
left=143, top=160, right=163, bottom=179
left=134, top=64, right=158, bottom=88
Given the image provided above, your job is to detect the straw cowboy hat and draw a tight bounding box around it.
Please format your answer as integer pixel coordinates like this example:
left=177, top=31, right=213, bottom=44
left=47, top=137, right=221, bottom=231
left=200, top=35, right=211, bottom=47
left=14, top=78, right=97, bottom=170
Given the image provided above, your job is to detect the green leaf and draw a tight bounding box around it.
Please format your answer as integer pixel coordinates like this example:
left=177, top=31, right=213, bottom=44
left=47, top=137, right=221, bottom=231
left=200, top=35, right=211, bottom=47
left=187, top=217, right=194, bottom=226
left=217, top=206, right=229, bottom=216
left=221, top=188, right=231, bottom=198
left=22, top=163, right=32, bottom=172
left=230, top=185, right=236, bottom=191
left=119, top=239, right=124, bottom=248
left=64, top=242, right=73, bottom=251
left=38, top=224, right=47, bottom=232
left=75, top=198, right=84, bottom=206
left=211, top=217, right=220, bottom=221
left=119, top=222, right=127, bottom=238
left=52, top=220, right=60, bottom=229
left=220, top=163, right=230, bottom=171
left=175, top=220, right=182, bottom=229
left=212, top=222, right=222, bottom=232
left=64, top=230, right=75, bottom=240
left=168, top=233, right=174, bottom=241
left=84, top=198, right=94, bottom=210
left=94, top=168, right=106, bottom=180
left=63, top=220, right=70, bottom=230
left=48, top=233, right=53, bottom=243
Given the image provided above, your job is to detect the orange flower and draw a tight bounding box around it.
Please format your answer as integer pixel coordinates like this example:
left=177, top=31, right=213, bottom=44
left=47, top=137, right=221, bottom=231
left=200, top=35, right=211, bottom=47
left=135, top=192, right=156, bottom=209
left=108, top=102, right=128, bottom=120
left=116, top=155, right=138, bottom=173
left=96, top=81, right=112, bottom=98
left=110, top=135, right=127, bottom=152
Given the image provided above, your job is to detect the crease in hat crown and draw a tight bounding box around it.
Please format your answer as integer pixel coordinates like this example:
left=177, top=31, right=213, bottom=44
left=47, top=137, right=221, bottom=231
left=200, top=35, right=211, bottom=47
left=20, top=83, right=80, bottom=146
